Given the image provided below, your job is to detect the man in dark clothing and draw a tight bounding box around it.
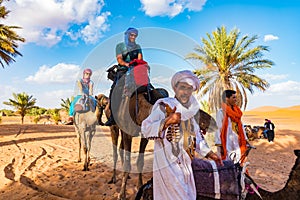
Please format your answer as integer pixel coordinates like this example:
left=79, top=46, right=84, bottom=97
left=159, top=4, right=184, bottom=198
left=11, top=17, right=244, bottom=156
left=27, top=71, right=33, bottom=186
left=263, top=119, right=269, bottom=138
left=104, top=27, right=143, bottom=126
left=265, top=120, right=275, bottom=142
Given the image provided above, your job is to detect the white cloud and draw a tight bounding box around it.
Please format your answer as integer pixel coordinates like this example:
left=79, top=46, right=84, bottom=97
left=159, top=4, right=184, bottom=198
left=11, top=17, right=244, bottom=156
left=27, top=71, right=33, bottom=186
left=185, top=0, right=206, bottom=11
left=3, top=0, right=110, bottom=46
left=25, top=63, right=80, bottom=84
left=261, top=73, right=288, bottom=81
left=269, top=81, right=300, bottom=94
left=35, top=89, right=74, bottom=108
left=151, top=75, right=171, bottom=86
left=0, top=85, right=19, bottom=109
left=264, top=34, right=279, bottom=42
left=81, top=12, right=111, bottom=44
left=140, top=0, right=207, bottom=17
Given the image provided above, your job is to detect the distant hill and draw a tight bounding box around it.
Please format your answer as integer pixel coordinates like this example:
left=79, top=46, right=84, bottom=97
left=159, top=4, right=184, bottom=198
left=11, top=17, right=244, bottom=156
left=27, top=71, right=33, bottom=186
left=248, top=106, right=280, bottom=112
left=283, top=105, right=300, bottom=111
left=244, top=105, right=300, bottom=122
left=247, top=105, right=300, bottom=112
left=243, top=105, right=300, bottom=130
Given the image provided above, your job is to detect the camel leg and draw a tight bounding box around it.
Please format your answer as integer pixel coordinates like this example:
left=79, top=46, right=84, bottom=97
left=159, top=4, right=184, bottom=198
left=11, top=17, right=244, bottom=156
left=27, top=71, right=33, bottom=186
left=119, top=132, right=131, bottom=179
left=109, top=126, right=119, bottom=184
left=77, top=131, right=82, bottom=163
left=119, top=132, right=125, bottom=165
left=136, top=137, right=148, bottom=188
left=118, top=131, right=132, bottom=200
left=83, top=146, right=89, bottom=171
left=85, top=128, right=95, bottom=171
left=82, top=129, right=90, bottom=171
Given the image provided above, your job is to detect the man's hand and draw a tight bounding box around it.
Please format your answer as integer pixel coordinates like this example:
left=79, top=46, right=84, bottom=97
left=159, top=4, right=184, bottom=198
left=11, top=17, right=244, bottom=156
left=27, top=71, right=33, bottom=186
left=163, top=106, right=181, bottom=130
left=217, top=146, right=224, bottom=157
left=165, top=112, right=181, bottom=126
left=209, top=152, right=224, bottom=166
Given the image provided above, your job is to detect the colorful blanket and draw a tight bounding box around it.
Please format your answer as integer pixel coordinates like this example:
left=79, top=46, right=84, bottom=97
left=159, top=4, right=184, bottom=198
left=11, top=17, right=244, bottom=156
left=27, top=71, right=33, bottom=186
left=192, top=158, right=240, bottom=200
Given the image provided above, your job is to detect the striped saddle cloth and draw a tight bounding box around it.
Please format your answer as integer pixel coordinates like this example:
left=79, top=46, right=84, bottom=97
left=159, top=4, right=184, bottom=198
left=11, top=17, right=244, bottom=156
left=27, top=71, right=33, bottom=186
left=192, top=159, right=241, bottom=200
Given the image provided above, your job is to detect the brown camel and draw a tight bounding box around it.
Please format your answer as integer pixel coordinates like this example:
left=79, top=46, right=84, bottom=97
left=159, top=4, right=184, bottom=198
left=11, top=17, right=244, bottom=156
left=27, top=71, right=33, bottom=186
left=246, top=149, right=300, bottom=200
left=97, top=89, right=217, bottom=200
left=135, top=149, right=300, bottom=200
left=73, top=96, right=102, bottom=171
left=97, top=89, right=167, bottom=200
left=245, top=125, right=265, bottom=140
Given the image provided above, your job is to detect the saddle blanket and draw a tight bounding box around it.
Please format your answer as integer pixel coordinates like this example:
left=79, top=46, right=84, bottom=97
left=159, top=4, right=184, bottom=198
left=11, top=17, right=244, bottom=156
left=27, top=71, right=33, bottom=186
left=192, top=159, right=240, bottom=200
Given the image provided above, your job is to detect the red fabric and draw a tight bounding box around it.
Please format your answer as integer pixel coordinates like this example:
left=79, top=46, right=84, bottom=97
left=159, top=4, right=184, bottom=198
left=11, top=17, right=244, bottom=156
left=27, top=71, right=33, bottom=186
left=129, top=59, right=149, bottom=86
left=220, top=103, right=247, bottom=163
left=129, top=59, right=147, bottom=66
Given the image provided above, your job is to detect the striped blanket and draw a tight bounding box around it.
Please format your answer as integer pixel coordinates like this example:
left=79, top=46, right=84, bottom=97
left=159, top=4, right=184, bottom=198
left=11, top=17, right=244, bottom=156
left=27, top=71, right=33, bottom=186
left=192, top=159, right=240, bottom=200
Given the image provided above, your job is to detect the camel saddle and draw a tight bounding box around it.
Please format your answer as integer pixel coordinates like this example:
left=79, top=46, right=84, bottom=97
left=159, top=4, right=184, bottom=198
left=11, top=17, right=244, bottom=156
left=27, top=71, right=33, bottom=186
left=74, top=95, right=95, bottom=113
left=192, top=158, right=240, bottom=200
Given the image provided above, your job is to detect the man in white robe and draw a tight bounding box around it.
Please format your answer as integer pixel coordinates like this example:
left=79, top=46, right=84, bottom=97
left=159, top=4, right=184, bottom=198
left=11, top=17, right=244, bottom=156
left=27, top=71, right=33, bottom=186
left=141, top=70, right=222, bottom=200
left=215, top=89, right=249, bottom=164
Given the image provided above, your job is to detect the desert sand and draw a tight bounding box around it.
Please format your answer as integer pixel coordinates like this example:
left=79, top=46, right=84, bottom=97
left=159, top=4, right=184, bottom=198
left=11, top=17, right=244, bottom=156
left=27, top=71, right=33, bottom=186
left=0, top=106, right=299, bottom=200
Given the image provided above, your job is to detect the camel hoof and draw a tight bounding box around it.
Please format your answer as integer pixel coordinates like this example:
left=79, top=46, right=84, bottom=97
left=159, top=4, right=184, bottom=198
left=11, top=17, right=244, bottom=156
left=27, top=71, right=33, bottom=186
left=108, top=177, right=116, bottom=184
left=83, top=165, right=89, bottom=171
left=117, top=194, right=126, bottom=200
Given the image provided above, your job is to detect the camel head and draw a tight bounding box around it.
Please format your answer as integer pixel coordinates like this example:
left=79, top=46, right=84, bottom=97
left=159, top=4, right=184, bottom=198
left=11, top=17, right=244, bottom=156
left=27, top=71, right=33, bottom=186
left=194, top=109, right=217, bottom=134
left=95, top=94, right=110, bottom=125
left=95, top=94, right=109, bottom=108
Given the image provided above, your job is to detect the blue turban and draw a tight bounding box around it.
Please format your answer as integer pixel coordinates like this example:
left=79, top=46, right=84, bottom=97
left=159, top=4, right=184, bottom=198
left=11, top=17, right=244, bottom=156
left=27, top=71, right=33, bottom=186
left=124, top=27, right=139, bottom=51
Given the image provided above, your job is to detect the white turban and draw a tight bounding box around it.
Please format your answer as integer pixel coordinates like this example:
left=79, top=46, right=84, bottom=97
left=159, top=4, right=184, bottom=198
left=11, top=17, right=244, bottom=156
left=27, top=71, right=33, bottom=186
left=171, top=70, right=200, bottom=92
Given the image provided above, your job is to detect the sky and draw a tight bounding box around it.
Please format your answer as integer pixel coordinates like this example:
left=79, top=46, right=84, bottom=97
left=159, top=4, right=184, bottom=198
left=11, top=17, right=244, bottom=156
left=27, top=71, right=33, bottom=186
left=1, top=0, right=300, bottom=111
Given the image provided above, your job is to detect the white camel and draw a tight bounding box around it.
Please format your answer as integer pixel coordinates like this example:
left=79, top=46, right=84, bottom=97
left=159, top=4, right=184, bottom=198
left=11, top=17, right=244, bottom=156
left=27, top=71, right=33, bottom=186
left=73, top=96, right=102, bottom=171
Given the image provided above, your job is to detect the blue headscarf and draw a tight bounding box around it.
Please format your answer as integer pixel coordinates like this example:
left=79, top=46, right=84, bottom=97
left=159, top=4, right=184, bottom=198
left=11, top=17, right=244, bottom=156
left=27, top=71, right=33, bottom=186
left=124, top=27, right=138, bottom=51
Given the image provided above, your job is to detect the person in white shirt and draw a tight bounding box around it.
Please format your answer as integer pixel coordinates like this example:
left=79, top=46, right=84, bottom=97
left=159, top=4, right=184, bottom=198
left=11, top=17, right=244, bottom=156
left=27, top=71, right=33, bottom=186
left=142, top=70, right=222, bottom=200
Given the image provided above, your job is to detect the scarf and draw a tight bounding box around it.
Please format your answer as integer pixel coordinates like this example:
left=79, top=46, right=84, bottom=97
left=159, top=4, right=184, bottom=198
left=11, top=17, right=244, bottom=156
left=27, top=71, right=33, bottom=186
left=124, top=27, right=138, bottom=51
left=156, top=95, right=200, bottom=121
left=220, top=103, right=247, bottom=162
left=82, top=68, right=92, bottom=84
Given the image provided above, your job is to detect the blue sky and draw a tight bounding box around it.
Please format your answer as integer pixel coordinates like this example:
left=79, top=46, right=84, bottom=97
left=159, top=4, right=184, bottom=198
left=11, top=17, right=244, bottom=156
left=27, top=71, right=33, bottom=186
left=1, top=0, right=300, bottom=111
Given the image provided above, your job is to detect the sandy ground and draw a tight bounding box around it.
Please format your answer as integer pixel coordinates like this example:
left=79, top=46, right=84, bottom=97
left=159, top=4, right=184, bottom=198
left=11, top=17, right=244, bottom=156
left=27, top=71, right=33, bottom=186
left=0, top=108, right=299, bottom=200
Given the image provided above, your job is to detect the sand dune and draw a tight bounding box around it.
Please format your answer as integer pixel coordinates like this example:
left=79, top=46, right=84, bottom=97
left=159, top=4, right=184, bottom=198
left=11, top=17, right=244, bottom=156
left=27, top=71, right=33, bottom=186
left=249, top=106, right=281, bottom=112
left=0, top=113, right=299, bottom=199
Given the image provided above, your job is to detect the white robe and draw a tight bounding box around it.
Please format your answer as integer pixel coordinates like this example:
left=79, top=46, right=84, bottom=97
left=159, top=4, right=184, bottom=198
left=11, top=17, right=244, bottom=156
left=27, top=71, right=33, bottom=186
left=141, top=96, right=211, bottom=200
left=214, top=108, right=248, bottom=164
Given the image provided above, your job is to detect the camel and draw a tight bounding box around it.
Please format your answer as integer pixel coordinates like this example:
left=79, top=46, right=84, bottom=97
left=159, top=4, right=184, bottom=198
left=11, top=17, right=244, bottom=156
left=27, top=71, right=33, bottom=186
left=135, top=149, right=300, bottom=200
left=246, top=149, right=300, bottom=200
left=98, top=89, right=217, bottom=200
left=245, top=125, right=265, bottom=140
left=98, top=89, right=167, bottom=200
left=73, top=96, right=104, bottom=171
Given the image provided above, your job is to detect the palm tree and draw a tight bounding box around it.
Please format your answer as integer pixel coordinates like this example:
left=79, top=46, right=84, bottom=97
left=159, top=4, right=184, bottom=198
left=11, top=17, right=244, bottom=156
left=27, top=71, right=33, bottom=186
left=0, top=0, right=25, bottom=68
left=47, top=108, right=61, bottom=125
left=200, top=100, right=211, bottom=115
left=60, top=96, right=74, bottom=114
left=186, top=26, right=274, bottom=111
left=3, top=92, right=36, bottom=124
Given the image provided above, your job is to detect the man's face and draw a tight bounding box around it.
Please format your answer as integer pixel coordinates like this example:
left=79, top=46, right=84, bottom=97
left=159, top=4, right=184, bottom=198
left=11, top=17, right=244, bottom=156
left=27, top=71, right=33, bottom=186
left=174, top=82, right=194, bottom=105
left=129, top=33, right=137, bottom=43
left=226, top=93, right=237, bottom=106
